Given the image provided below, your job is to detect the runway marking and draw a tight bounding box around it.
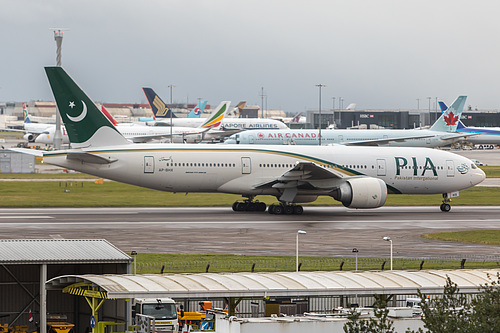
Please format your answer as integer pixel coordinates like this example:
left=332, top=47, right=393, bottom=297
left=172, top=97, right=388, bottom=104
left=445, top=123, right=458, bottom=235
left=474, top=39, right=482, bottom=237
left=0, top=216, right=53, bottom=219
left=0, top=219, right=499, bottom=225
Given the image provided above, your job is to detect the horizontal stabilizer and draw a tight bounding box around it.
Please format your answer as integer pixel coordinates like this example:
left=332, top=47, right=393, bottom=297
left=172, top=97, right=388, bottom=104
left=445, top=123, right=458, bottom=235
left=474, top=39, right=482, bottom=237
left=67, top=152, right=118, bottom=164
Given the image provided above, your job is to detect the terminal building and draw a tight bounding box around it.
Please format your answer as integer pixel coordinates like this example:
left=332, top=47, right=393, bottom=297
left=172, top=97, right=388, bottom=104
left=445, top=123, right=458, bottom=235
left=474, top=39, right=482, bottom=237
left=1, top=101, right=499, bottom=130
left=305, top=108, right=500, bottom=130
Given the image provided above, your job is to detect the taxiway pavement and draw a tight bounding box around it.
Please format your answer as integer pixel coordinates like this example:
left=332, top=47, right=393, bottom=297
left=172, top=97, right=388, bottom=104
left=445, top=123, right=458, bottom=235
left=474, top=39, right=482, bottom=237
left=1, top=206, right=499, bottom=260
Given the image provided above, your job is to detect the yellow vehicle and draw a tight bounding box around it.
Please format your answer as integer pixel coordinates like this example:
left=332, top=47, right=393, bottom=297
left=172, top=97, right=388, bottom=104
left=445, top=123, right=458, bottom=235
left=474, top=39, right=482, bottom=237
left=46, top=314, right=74, bottom=333
left=178, top=301, right=214, bottom=331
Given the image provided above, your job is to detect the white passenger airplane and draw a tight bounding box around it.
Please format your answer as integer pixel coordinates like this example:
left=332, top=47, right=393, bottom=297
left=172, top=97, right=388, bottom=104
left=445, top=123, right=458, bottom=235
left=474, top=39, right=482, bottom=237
left=38, top=67, right=485, bottom=214
left=225, top=96, right=472, bottom=147
left=143, top=87, right=289, bottom=130
left=439, top=101, right=500, bottom=147
left=0, top=103, right=56, bottom=142
left=35, top=102, right=229, bottom=145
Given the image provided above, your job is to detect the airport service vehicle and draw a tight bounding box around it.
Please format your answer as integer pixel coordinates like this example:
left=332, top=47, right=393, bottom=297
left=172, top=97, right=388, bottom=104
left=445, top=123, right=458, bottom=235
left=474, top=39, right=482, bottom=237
left=39, top=67, right=485, bottom=214
left=133, top=298, right=179, bottom=332
left=225, top=96, right=471, bottom=147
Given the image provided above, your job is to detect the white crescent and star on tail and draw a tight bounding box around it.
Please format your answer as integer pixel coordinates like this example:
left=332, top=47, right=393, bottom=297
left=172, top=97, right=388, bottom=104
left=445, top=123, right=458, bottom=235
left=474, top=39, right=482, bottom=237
left=67, top=100, right=87, bottom=122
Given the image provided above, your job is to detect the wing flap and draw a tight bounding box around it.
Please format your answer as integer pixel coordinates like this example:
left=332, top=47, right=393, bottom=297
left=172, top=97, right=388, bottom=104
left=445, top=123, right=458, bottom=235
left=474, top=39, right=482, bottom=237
left=253, top=161, right=345, bottom=190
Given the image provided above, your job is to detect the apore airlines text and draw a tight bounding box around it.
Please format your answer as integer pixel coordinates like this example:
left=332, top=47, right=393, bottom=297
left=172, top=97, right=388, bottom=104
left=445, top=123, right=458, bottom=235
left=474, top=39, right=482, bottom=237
left=223, top=124, right=282, bottom=129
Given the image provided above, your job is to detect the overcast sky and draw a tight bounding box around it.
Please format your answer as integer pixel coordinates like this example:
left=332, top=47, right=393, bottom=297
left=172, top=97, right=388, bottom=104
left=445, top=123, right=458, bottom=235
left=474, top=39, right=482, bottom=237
left=1, top=0, right=499, bottom=113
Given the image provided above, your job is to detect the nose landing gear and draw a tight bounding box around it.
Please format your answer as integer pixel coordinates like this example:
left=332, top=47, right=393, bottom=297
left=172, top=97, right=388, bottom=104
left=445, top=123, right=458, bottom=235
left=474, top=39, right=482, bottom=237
left=440, top=193, right=452, bottom=212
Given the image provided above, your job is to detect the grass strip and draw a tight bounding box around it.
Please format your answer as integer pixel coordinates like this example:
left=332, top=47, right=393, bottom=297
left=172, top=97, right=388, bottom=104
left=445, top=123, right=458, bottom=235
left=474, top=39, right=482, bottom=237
left=0, top=181, right=498, bottom=207
left=132, top=253, right=500, bottom=274
left=423, top=230, right=500, bottom=246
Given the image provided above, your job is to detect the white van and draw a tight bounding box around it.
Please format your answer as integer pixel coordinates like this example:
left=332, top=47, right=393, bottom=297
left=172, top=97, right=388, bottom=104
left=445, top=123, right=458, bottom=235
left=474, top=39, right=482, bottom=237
left=133, top=298, right=179, bottom=332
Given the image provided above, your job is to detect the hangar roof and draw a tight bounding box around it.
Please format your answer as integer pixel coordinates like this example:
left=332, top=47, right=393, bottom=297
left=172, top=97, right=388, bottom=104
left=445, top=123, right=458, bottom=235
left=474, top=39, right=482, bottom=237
left=46, top=269, right=499, bottom=299
left=0, top=239, right=132, bottom=264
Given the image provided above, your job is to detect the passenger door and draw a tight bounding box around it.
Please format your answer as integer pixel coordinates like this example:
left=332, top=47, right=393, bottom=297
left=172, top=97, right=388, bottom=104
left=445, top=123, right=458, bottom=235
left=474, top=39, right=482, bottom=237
left=241, top=157, right=251, bottom=174
left=446, top=160, right=455, bottom=177
left=144, top=156, right=154, bottom=173
left=376, top=159, right=386, bottom=176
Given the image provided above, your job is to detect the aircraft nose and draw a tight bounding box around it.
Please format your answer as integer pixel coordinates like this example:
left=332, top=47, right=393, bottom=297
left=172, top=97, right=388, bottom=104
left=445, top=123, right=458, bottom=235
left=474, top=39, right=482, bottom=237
left=471, top=166, right=486, bottom=186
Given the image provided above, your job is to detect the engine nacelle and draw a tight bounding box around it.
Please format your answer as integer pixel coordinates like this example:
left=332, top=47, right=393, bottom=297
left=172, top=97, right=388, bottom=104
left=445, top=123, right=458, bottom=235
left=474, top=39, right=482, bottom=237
left=336, top=177, right=387, bottom=209
left=23, top=133, right=35, bottom=142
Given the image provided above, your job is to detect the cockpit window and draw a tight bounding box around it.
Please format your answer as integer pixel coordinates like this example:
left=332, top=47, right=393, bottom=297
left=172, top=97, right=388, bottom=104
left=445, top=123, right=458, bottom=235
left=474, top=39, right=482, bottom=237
left=471, top=163, right=477, bottom=169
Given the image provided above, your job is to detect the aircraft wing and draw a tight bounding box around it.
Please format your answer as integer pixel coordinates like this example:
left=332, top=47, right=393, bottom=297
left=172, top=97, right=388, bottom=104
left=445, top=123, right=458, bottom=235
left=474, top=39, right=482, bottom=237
left=208, top=128, right=242, bottom=137
left=0, top=128, right=46, bottom=135
left=438, top=132, right=480, bottom=140
left=8, top=148, right=44, bottom=157
left=129, top=128, right=210, bottom=143
left=342, top=134, right=438, bottom=146
left=252, top=161, right=348, bottom=202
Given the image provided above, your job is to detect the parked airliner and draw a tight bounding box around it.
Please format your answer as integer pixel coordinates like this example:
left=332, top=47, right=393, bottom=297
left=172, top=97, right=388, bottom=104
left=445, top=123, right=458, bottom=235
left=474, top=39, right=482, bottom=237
left=439, top=101, right=500, bottom=147
left=143, top=87, right=289, bottom=130
left=39, top=67, right=485, bottom=214
left=35, top=101, right=229, bottom=145
left=225, top=96, right=471, bottom=147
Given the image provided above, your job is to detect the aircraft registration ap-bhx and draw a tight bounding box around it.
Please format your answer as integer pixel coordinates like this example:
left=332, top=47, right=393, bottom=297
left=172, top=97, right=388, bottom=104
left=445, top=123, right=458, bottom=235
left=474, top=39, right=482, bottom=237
left=40, top=67, right=485, bottom=214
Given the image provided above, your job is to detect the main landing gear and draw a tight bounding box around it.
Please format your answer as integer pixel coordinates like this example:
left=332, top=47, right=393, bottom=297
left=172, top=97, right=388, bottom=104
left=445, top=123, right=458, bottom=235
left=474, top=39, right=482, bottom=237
left=268, top=203, right=304, bottom=215
left=232, top=198, right=267, bottom=212
left=440, top=193, right=452, bottom=212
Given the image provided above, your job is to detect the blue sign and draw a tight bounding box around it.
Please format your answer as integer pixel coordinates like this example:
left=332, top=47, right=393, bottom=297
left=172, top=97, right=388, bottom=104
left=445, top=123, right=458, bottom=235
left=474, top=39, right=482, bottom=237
left=90, top=316, right=96, bottom=329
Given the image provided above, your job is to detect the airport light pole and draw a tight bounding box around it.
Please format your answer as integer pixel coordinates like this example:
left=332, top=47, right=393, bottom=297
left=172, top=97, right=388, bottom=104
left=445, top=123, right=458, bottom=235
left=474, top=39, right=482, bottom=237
left=168, top=85, right=175, bottom=142
left=332, top=97, right=336, bottom=129
left=296, top=230, right=307, bottom=272
left=383, top=237, right=393, bottom=270
left=316, top=84, right=325, bottom=145
left=260, top=87, right=267, bottom=118
left=427, top=97, right=432, bottom=124
left=352, top=248, right=359, bottom=271
left=131, top=250, right=137, bottom=274
left=50, top=28, right=68, bottom=150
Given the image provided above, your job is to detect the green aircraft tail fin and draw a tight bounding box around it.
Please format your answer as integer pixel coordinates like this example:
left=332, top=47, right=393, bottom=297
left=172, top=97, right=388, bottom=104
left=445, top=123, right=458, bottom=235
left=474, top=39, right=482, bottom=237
left=45, top=67, right=129, bottom=148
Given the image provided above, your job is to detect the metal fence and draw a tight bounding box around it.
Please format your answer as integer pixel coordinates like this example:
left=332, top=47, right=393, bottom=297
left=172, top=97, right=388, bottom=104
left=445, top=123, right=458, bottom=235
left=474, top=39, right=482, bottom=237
left=137, top=255, right=500, bottom=274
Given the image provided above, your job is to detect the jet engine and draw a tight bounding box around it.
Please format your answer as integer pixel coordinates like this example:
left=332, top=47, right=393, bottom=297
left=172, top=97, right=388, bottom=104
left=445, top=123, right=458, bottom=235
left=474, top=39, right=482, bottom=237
left=23, top=133, right=35, bottom=142
left=334, top=177, right=387, bottom=208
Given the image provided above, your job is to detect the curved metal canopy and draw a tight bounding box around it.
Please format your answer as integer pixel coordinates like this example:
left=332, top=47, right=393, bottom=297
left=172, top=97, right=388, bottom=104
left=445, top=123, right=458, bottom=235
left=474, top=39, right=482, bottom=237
left=46, top=269, right=500, bottom=299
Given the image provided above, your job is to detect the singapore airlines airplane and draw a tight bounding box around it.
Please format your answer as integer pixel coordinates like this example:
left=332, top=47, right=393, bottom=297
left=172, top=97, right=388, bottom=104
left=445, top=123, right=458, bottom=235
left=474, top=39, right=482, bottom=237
left=225, top=96, right=472, bottom=147
left=39, top=67, right=485, bottom=214
left=143, top=87, right=289, bottom=130
left=138, top=98, right=208, bottom=122
left=35, top=101, right=229, bottom=145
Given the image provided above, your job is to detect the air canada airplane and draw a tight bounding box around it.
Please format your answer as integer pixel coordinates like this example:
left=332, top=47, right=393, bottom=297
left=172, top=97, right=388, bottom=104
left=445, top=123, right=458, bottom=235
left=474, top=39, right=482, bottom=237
left=225, top=96, right=472, bottom=147
left=39, top=67, right=485, bottom=214
left=439, top=101, right=500, bottom=147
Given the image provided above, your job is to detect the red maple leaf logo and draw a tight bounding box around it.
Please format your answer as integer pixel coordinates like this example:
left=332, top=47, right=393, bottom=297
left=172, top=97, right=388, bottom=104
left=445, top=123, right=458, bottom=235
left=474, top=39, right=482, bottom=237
left=258, top=132, right=264, bottom=138
left=444, top=111, right=458, bottom=126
